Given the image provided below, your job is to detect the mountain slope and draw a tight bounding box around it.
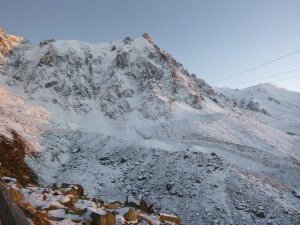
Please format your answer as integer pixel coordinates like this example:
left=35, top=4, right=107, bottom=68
left=217, top=83, right=300, bottom=135
left=0, top=28, right=299, bottom=225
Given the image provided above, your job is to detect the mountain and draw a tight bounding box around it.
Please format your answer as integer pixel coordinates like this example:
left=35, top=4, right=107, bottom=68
left=0, top=28, right=299, bottom=225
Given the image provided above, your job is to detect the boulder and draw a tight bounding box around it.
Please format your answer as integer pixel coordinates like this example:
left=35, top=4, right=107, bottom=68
left=90, top=211, right=116, bottom=225
left=123, top=208, right=137, bottom=221
left=32, top=212, right=52, bottom=225
left=67, top=184, right=84, bottom=196
left=104, top=201, right=122, bottom=209
left=9, top=188, right=24, bottom=204
left=256, top=211, right=266, bottom=218
left=160, top=213, right=182, bottom=225
left=292, top=190, right=300, bottom=198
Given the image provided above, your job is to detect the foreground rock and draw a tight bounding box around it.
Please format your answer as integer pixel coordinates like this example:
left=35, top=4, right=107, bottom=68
left=1, top=177, right=182, bottom=225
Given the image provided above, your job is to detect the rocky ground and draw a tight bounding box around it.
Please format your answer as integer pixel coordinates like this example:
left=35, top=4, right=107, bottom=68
left=1, top=176, right=182, bottom=225
left=50, top=134, right=300, bottom=225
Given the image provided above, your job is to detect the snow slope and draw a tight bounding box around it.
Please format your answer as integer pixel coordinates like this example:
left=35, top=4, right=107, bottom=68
left=217, top=84, right=300, bottom=135
left=0, top=28, right=299, bottom=224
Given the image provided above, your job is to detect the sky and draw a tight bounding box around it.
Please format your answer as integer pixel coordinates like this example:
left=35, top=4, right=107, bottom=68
left=1, top=0, right=300, bottom=92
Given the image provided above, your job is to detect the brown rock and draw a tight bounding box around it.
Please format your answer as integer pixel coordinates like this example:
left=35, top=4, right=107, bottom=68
left=90, top=211, right=116, bottom=225
left=61, top=183, right=70, bottom=188
left=140, top=197, right=148, bottom=213
left=104, top=201, right=122, bottom=209
left=32, top=212, right=52, bottom=225
left=47, top=205, right=61, bottom=210
left=52, top=183, right=58, bottom=190
left=83, top=220, right=92, bottom=225
left=123, top=208, right=137, bottom=221
left=67, top=184, right=84, bottom=196
left=160, top=214, right=182, bottom=225
left=9, top=187, right=24, bottom=204
left=140, top=197, right=155, bottom=213
left=20, top=202, right=37, bottom=216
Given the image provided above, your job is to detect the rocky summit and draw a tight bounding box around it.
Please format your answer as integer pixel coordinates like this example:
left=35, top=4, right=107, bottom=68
left=0, top=28, right=299, bottom=225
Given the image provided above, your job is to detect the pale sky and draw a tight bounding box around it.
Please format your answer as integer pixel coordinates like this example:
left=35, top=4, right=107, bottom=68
left=1, top=0, right=300, bottom=92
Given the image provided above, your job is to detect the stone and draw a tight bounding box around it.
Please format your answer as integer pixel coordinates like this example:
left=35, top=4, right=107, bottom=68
left=123, top=208, right=137, bottom=221
left=256, top=211, right=266, bottom=218
left=235, top=203, right=246, bottom=210
left=67, top=184, right=84, bottom=196
left=138, top=175, right=147, bottom=180
left=82, top=220, right=92, bottom=225
left=71, top=208, right=88, bottom=216
left=9, top=188, right=24, bottom=204
left=61, top=183, right=70, bottom=188
left=166, top=183, right=173, bottom=191
left=32, top=212, right=52, bottom=225
left=90, top=211, right=116, bottom=225
left=195, top=179, right=201, bottom=183
left=19, top=202, right=37, bottom=216
left=140, top=197, right=148, bottom=212
left=293, top=190, right=300, bottom=198
left=104, top=201, right=122, bottom=209
left=160, top=213, right=182, bottom=225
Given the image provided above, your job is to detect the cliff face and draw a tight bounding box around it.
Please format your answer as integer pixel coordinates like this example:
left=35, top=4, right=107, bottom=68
left=0, top=28, right=299, bottom=225
left=1, top=31, right=216, bottom=120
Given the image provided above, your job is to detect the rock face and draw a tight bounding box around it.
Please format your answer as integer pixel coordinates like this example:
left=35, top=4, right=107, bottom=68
left=0, top=28, right=214, bottom=120
left=0, top=28, right=300, bottom=225
left=0, top=28, right=24, bottom=58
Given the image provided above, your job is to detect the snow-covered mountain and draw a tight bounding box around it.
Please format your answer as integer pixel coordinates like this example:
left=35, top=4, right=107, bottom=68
left=0, top=28, right=299, bottom=225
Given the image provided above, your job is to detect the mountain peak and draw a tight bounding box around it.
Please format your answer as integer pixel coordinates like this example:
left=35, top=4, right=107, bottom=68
left=0, top=27, right=24, bottom=57
left=142, top=32, right=153, bottom=44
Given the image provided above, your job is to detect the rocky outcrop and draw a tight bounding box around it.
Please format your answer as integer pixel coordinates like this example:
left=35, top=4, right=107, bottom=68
left=0, top=27, right=24, bottom=57
left=246, top=99, right=270, bottom=116
left=2, top=177, right=182, bottom=225
left=0, top=131, right=37, bottom=185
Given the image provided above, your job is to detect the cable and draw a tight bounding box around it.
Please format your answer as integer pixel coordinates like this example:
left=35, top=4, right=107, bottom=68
left=269, top=74, right=300, bottom=84
left=231, top=69, right=300, bottom=87
left=212, top=50, right=300, bottom=84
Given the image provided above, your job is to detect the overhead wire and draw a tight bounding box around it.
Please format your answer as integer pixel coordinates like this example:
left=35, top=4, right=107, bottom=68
left=211, top=50, right=300, bottom=84
left=231, top=69, right=300, bottom=87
